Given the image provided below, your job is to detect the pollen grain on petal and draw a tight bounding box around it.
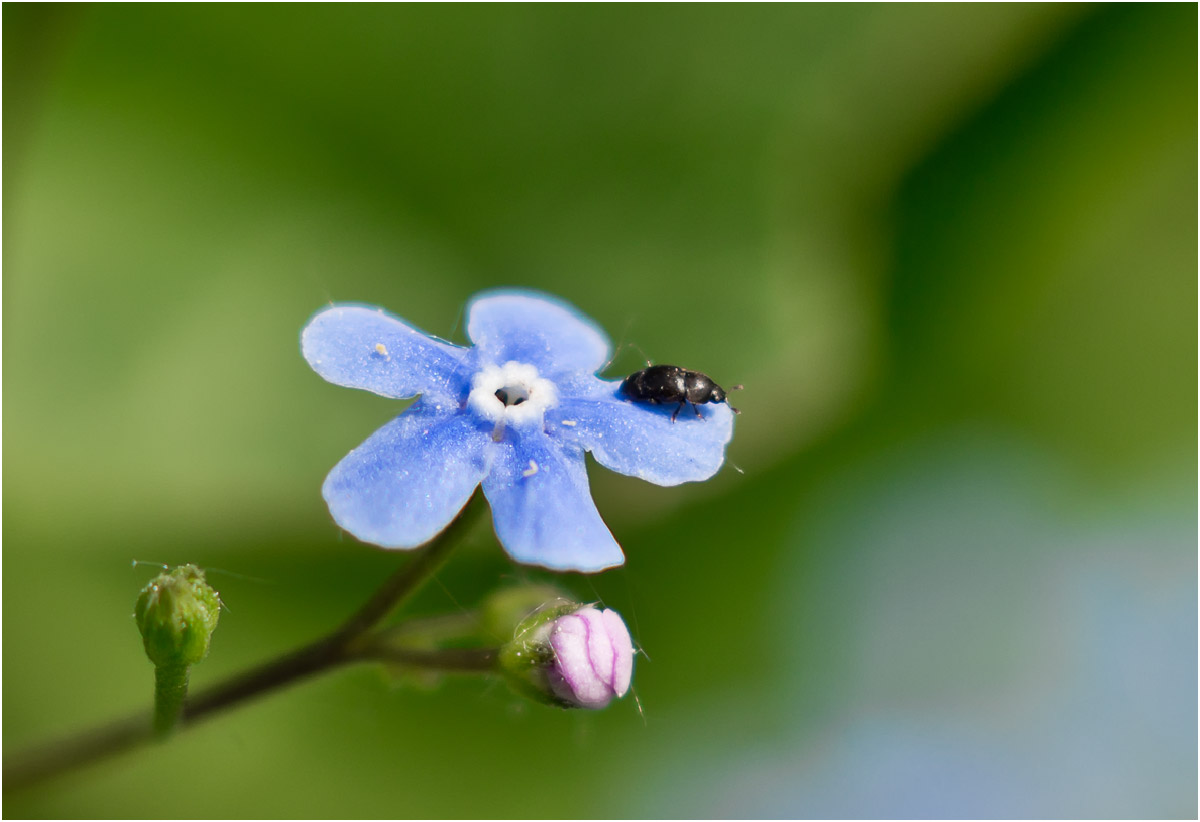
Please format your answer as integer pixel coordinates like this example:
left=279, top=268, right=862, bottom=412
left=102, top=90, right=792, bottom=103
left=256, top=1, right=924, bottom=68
left=523, top=459, right=539, bottom=478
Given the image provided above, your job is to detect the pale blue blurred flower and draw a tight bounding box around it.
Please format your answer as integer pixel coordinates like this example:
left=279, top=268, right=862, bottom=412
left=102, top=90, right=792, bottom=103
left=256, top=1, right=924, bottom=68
left=301, top=289, right=734, bottom=572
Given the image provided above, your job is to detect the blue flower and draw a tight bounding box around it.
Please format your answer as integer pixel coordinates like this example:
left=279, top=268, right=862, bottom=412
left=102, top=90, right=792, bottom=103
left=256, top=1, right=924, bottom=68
left=301, top=289, right=735, bottom=573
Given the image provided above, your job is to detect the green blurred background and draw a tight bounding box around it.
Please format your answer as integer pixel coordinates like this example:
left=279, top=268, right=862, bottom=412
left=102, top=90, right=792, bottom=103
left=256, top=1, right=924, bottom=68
left=4, top=4, right=1195, bottom=817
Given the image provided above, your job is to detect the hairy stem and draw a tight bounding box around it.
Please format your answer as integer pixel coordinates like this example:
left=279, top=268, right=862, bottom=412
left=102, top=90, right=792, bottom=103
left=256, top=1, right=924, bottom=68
left=152, top=663, right=189, bottom=738
left=5, top=490, right=486, bottom=792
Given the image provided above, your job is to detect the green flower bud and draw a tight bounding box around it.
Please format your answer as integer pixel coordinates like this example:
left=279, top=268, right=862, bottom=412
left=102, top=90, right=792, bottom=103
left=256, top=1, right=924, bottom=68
left=134, top=564, right=221, bottom=668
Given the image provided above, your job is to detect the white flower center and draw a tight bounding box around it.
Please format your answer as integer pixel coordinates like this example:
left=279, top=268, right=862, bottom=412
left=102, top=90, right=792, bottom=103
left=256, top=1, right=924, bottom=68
left=467, top=361, right=558, bottom=427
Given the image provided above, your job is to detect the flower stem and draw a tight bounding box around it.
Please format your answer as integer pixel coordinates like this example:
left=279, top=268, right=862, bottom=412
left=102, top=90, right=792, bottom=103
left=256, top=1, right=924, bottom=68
left=5, top=490, right=487, bottom=792
left=374, top=611, right=483, bottom=644
left=332, top=493, right=478, bottom=646
left=357, top=645, right=497, bottom=673
left=152, top=663, right=189, bottom=738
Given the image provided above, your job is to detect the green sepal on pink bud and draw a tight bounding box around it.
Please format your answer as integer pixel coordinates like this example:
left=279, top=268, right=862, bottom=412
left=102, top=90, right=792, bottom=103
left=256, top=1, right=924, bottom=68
left=497, top=596, right=634, bottom=710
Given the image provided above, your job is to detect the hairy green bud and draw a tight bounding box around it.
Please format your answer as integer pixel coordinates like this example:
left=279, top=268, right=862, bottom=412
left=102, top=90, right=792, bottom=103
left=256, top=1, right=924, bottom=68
left=134, top=564, right=221, bottom=669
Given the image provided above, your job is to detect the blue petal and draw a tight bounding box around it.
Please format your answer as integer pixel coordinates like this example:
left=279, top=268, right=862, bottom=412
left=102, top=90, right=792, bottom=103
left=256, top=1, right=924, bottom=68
left=547, top=380, right=734, bottom=486
left=466, top=290, right=611, bottom=378
left=323, top=401, right=491, bottom=548
left=302, top=304, right=471, bottom=401
left=482, top=429, right=624, bottom=572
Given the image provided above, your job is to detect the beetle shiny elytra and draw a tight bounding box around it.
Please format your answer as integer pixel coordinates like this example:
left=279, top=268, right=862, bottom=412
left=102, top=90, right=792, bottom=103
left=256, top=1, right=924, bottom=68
left=619, top=364, right=742, bottom=422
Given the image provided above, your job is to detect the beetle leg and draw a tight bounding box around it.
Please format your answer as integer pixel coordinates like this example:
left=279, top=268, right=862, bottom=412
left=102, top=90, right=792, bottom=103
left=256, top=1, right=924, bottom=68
left=671, top=400, right=685, bottom=422
left=691, top=401, right=702, bottom=419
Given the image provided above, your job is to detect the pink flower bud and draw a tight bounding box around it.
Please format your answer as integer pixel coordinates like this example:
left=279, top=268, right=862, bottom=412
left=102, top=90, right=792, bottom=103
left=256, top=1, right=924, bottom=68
left=545, top=606, right=633, bottom=709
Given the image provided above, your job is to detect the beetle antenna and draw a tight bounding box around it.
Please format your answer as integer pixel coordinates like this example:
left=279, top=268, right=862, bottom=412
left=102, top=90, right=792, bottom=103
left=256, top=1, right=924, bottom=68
left=633, top=342, right=652, bottom=368
left=601, top=340, right=652, bottom=374
left=601, top=316, right=639, bottom=373
left=728, top=384, right=743, bottom=414
left=448, top=299, right=468, bottom=344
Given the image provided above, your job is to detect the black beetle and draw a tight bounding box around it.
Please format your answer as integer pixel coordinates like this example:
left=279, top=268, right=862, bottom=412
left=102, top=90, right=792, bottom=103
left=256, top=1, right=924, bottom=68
left=620, top=364, right=742, bottom=422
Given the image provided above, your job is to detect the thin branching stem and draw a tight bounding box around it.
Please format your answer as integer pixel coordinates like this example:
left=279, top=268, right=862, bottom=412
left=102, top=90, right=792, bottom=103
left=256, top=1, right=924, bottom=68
left=5, top=491, right=488, bottom=792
